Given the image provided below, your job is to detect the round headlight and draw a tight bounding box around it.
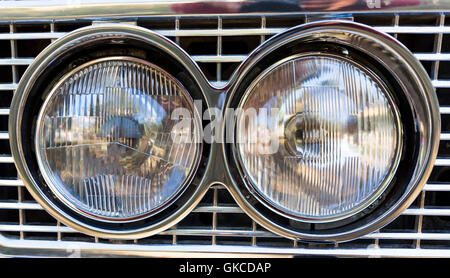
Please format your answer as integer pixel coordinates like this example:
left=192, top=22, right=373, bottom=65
left=226, top=20, right=439, bottom=241
left=10, top=25, right=210, bottom=238
left=235, top=54, right=402, bottom=222
left=35, top=57, right=201, bottom=221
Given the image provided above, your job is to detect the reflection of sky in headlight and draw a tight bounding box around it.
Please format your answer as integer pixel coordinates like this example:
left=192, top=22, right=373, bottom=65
left=36, top=59, right=200, bottom=220
left=237, top=55, right=401, bottom=220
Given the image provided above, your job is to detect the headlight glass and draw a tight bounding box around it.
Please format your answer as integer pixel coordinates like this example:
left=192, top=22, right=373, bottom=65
left=35, top=57, right=201, bottom=221
left=236, top=55, right=402, bottom=222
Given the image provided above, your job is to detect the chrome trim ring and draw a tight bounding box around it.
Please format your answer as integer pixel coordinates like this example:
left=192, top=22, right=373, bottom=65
left=9, top=24, right=212, bottom=239
left=224, top=20, right=440, bottom=242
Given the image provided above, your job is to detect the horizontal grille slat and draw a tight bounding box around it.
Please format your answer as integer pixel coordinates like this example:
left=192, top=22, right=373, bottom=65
left=423, top=183, right=450, bottom=191
left=0, top=201, right=42, bottom=210
left=2, top=53, right=449, bottom=66
left=434, top=158, right=450, bottom=166
left=0, top=84, right=17, bottom=90
left=0, top=32, right=64, bottom=40
left=160, top=229, right=275, bottom=238
left=414, top=53, right=450, bottom=61
left=375, top=26, right=450, bottom=33
left=0, top=109, right=10, bottom=116
left=2, top=25, right=449, bottom=41
left=402, top=208, right=450, bottom=216
left=363, top=233, right=450, bottom=240
left=157, top=28, right=285, bottom=37
left=0, top=224, right=74, bottom=233
left=0, top=179, right=24, bottom=186
left=0, top=156, right=14, bottom=163
left=0, top=58, right=34, bottom=65
left=191, top=55, right=247, bottom=63
left=440, top=107, right=450, bottom=114
left=0, top=132, right=9, bottom=140
left=432, top=80, right=450, bottom=88
left=7, top=199, right=450, bottom=216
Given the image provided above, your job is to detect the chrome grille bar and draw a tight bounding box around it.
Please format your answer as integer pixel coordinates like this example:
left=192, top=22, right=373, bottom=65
left=4, top=198, right=450, bottom=215
left=0, top=25, right=449, bottom=41
left=2, top=53, right=449, bottom=66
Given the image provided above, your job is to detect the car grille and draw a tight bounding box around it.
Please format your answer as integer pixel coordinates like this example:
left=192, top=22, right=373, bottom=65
left=1, top=12, right=450, bottom=257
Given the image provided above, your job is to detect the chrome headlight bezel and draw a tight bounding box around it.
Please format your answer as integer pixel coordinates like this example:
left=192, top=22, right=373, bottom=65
left=9, top=24, right=211, bottom=239
left=224, top=20, right=440, bottom=242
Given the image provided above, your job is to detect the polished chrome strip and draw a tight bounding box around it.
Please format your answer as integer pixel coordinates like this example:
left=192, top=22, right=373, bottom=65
left=1, top=25, right=450, bottom=41
left=432, top=80, right=450, bottom=88
left=423, top=183, right=450, bottom=191
left=6, top=239, right=450, bottom=258
left=193, top=205, right=243, bottom=214
left=0, top=84, right=18, bottom=90
left=1, top=0, right=450, bottom=20
left=0, top=132, right=9, bottom=140
left=415, top=53, right=450, bottom=61
left=0, top=156, right=14, bottom=163
left=0, top=224, right=74, bottom=233
left=192, top=55, right=248, bottom=63
left=0, top=58, right=34, bottom=66
left=157, top=28, right=285, bottom=37
left=0, top=202, right=43, bottom=210
left=0, top=179, right=24, bottom=187
left=160, top=229, right=275, bottom=238
left=364, top=233, right=450, bottom=240
left=5, top=222, right=450, bottom=242
left=434, top=158, right=450, bottom=166
left=402, top=208, right=450, bottom=216
left=440, top=133, right=450, bottom=140
left=1, top=53, right=450, bottom=66
left=375, top=26, right=450, bottom=33
left=0, top=33, right=65, bottom=40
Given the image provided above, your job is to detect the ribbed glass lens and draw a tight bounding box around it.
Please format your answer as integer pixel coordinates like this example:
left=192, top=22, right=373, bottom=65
left=236, top=55, right=402, bottom=221
left=35, top=57, right=201, bottom=221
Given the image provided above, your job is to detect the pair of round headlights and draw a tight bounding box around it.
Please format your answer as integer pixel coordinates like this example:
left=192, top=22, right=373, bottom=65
left=9, top=21, right=439, bottom=242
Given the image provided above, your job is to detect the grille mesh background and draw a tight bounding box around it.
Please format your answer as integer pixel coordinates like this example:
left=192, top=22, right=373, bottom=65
left=1, top=12, right=450, bottom=254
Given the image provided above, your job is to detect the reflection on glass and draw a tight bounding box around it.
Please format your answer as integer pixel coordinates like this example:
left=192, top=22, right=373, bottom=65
left=36, top=59, right=200, bottom=220
left=236, top=55, right=401, bottom=220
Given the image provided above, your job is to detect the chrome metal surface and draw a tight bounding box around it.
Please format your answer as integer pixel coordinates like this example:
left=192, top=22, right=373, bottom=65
left=1, top=0, right=450, bottom=20
left=0, top=11, right=450, bottom=257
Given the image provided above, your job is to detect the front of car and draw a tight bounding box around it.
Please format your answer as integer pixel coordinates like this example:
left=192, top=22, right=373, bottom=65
left=0, top=0, right=449, bottom=258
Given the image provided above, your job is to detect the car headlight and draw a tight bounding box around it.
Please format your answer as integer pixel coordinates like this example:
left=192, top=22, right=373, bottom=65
left=35, top=57, right=201, bottom=221
left=9, top=24, right=208, bottom=239
left=235, top=54, right=402, bottom=222
left=9, top=21, right=440, bottom=242
left=226, top=20, right=440, bottom=241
